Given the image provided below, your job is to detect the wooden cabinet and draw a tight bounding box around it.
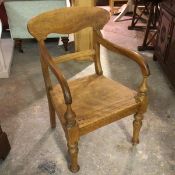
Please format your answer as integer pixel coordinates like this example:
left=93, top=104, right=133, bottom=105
left=156, top=9, right=172, bottom=60
left=154, top=0, right=175, bottom=88
left=167, top=19, right=175, bottom=65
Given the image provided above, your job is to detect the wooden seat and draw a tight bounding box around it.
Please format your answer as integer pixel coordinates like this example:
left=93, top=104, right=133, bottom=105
left=27, top=6, right=150, bottom=173
left=50, top=74, right=139, bottom=135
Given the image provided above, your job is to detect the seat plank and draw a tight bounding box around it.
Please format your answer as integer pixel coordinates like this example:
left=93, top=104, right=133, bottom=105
left=50, top=74, right=139, bottom=135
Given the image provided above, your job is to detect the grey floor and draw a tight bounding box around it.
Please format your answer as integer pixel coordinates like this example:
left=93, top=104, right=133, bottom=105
left=0, top=19, right=175, bottom=175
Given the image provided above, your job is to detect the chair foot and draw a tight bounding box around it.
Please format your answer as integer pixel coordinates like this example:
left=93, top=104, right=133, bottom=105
left=50, top=109, right=56, bottom=128
left=69, top=164, right=80, bottom=173
left=51, top=123, right=56, bottom=129
left=67, top=142, right=80, bottom=173
left=132, top=138, right=139, bottom=145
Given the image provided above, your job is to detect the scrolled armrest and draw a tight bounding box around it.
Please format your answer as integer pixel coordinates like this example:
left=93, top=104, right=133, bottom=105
left=96, top=32, right=150, bottom=77
left=39, top=41, right=72, bottom=104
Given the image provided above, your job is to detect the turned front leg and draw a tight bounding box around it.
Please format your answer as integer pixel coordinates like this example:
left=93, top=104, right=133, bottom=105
left=132, top=113, right=144, bottom=145
left=67, top=141, right=80, bottom=173
left=132, top=76, right=148, bottom=145
left=65, top=105, right=80, bottom=173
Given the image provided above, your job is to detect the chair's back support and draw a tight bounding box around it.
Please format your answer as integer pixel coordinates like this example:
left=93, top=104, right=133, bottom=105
left=27, top=7, right=110, bottom=104
left=27, top=7, right=110, bottom=41
left=28, top=7, right=110, bottom=71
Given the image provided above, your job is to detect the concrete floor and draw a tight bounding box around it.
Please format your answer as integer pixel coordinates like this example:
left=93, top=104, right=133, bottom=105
left=0, top=15, right=175, bottom=175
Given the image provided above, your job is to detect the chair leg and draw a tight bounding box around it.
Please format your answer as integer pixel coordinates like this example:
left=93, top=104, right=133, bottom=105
left=67, top=141, right=80, bottom=173
left=61, top=37, right=69, bottom=51
left=64, top=105, right=80, bottom=172
left=132, top=113, right=144, bottom=145
left=15, top=39, right=23, bottom=53
left=48, top=96, right=56, bottom=128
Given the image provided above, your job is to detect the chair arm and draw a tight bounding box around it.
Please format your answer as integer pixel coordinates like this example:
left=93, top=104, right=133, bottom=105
left=39, top=41, right=72, bottom=104
left=96, top=33, right=150, bottom=77
left=95, top=33, right=149, bottom=111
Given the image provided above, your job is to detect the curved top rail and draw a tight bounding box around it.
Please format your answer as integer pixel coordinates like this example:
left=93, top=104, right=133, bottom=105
left=27, top=6, right=110, bottom=41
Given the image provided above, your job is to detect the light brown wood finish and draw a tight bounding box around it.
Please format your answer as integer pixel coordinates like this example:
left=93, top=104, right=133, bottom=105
left=27, top=7, right=109, bottom=40
left=50, top=74, right=140, bottom=136
left=28, top=6, right=149, bottom=173
left=53, top=49, right=95, bottom=64
left=109, top=0, right=128, bottom=15
left=71, top=0, right=95, bottom=51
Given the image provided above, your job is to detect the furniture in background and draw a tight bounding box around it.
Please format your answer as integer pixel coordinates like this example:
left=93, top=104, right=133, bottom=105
left=111, top=0, right=149, bottom=22
left=4, top=0, right=68, bottom=52
left=28, top=7, right=150, bottom=173
left=112, top=0, right=134, bottom=21
left=0, top=0, right=9, bottom=30
left=0, top=2, right=11, bottom=147
left=0, top=125, right=11, bottom=160
left=0, top=13, right=14, bottom=78
left=128, top=0, right=150, bottom=30
left=96, top=0, right=109, bottom=5
left=154, top=0, right=175, bottom=88
left=138, top=1, right=159, bottom=51
left=109, top=0, right=128, bottom=16
left=128, top=0, right=160, bottom=51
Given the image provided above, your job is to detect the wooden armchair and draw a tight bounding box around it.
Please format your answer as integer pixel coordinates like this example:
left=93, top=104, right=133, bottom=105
left=27, top=7, right=150, bottom=173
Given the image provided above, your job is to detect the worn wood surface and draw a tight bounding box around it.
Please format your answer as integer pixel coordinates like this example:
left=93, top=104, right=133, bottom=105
left=53, top=49, right=95, bottom=64
left=28, top=6, right=149, bottom=173
left=27, top=7, right=109, bottom=41
left=50, top=74, right=139, bottom=135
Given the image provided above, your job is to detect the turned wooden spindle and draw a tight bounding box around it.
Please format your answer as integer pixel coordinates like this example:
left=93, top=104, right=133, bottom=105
left=93, top=31, right=103, bottom=75
left=64, top=104, right=80, bottom=172
left=64, top=105, right=76, bottom=128
left=132, top=77, right=148, bottom=145
left=67, top=142, right=79, bottom=173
